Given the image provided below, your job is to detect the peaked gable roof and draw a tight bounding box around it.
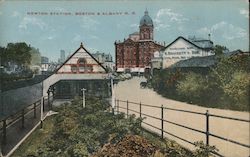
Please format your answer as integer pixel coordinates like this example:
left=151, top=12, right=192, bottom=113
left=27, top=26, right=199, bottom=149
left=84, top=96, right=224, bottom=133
left=163, top=36, right=210, bottom=51
left=55, top=43, right=107, bottom=73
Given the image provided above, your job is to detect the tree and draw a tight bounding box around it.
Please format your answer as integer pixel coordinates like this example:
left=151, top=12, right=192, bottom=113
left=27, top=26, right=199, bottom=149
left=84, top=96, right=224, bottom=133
left=30, top=47, right=41, bottom=66
left=0, top=46, right=7, bottom=65
left=212, top=55, right=250, bottom=86
left=213, top=45, right=228, bottom=56
left=176, top=72, right=208, bottom=103
left=6, top=42, right=32, bottom=66
left=223, top=71, right=250, bottom=110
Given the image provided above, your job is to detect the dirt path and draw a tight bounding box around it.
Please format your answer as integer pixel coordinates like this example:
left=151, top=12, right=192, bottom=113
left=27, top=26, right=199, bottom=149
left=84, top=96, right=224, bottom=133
left=114, top=77, right=250, bottom=157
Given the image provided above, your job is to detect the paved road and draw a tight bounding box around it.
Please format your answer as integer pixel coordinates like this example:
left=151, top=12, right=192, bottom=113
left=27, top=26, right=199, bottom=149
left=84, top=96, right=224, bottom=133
left=0, top=99, right=50, bottom=156
left=114, top=77, right=250, bottom=157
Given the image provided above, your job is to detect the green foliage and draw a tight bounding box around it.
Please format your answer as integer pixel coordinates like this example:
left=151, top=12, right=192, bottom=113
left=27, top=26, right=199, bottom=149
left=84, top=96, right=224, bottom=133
left=5, top=42, right=32, bottom=66
left=0, top=42, right=41, bottom=82
left=68, top=142, right=88, bottom=157
left=150, top=68, right=183, bottom=98
left=22, top=97, right=144, bottom=156
left=177, top=72, right=208, bottom=103
left=213, top=45, right=228, bottom=56
left=223, top=71, right=250, bottom=110
left=150, top=54, right=250, bottom=111
left=14, top=97, right=219, bottom=157
left=212, top=55, right=250, bottom=86
left=30, top=47, right=41, bottom=66
left=193, top=141, right=219, bottom=157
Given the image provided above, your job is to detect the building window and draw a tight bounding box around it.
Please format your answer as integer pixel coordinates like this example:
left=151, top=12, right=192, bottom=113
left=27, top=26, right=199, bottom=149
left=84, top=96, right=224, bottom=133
left=192, top=51, right=200, bottom=54
left=77, top=58, right=93, bottom=73
left=78, top=58, right=86, bottom=64
left=71, top=65, right=77, bottom=73
left=78, top=58, right=86, bottom=72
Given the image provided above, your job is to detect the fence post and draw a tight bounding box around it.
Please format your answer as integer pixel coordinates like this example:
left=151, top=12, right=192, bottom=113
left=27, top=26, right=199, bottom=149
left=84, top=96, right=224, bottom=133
left=34, top=103, right=36, bottom=118
left=48, top=92, right=50, bottom=110
left=21, top=109, right=25, bottom=129
left=2, top=120, right=6, bottom=145
left=111, top=98, right=115, bottom=115
left=43, top=97, right=45, bottom=112
left=206, top=110, right=209, bottom=146
left=127, top=100, right=129, bottom=118
left=139, top=102, right=142, bottom=119
left=117, top=99, right=119, bottom=113
left=161, top=105, right=164, bottom=139
left=139, top=102, right=142, bottom=127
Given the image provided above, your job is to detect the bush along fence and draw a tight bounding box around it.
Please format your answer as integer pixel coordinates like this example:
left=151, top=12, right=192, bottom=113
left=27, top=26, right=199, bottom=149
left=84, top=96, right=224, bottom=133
left=0, top=95, right=52, bottom=151
left=114, top=99, right=250, bottom=157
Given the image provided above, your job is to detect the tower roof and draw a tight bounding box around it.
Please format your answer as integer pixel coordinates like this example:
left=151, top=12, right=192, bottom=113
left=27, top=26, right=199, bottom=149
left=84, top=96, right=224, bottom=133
left=140, top=9, right=153, bottom=27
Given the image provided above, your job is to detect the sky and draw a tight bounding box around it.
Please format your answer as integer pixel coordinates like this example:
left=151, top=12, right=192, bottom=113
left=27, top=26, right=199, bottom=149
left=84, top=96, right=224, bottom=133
left=0, top=0, right=249, bottom=62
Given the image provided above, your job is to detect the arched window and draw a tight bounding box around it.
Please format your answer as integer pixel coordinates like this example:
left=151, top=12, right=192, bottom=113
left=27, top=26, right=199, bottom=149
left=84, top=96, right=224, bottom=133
left=77, top=58, right=93, bottom=73
left=78, top=58, right=86, bottom=64
left=78, top=58, right=86, bottom=72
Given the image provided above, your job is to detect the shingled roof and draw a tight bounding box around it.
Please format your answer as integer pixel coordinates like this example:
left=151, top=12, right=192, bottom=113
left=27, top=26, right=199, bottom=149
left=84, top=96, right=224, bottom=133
left=170, top=49, right=249, bottom=68
left=171, top=55, right=217, bottom=68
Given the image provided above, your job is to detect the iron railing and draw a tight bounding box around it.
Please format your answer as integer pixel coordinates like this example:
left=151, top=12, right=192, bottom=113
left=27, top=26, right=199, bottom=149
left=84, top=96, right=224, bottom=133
left=115, top=99, right=250, bottom=157
left=0, top=95, right=52, bottom=145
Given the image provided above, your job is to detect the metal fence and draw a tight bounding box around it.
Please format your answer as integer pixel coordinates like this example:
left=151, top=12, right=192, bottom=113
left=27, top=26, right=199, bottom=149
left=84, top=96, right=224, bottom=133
left=115, top=99, right=250, bottom=157
left=0, top=95, right=52, bottom=146
left=0, top=82, right=43, bottom=120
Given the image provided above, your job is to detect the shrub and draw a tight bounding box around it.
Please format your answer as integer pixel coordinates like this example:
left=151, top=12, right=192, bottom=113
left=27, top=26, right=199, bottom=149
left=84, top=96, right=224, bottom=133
left=223, top=71, right=250, bottom=110
left=177, top=72, right=208, bottom=103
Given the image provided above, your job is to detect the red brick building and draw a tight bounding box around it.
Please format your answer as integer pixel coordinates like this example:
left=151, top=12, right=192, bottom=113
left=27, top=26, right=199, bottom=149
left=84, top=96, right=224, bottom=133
left=115, top=10, right=164, bottom=72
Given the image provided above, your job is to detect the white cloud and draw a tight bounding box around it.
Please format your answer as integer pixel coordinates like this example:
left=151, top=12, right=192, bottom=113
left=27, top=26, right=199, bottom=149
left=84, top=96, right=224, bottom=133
left=72, top=34, right=81, bottom=42
left=12, top=11, right=21, bottom=17
left=155, top=23, right=170, bottom=31
left=197, top=21, right=247, bottom=40
left=130, top=23, right=139, bottom=28
left=47, top=35, right=55, bottom=40
left=19, top=17, right=47, bottom=30
left=154, top=8, right=188, bottom=31
left=80, top=17, right=100, bottom=30
left=240, top=9, right=249, bottom=18
left=88, top=47, right=99, bottom=53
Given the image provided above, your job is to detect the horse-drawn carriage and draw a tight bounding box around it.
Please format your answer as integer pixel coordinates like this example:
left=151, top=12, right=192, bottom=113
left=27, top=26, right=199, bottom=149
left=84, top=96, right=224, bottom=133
left=140, top=81, right=147, bottom=88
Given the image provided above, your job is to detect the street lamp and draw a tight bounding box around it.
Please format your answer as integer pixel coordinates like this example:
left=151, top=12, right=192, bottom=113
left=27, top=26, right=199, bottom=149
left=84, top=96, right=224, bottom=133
left=81, top=88, right=86, bottom=108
